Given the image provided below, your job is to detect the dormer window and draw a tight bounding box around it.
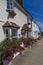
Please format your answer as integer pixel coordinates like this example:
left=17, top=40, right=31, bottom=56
left=7, top=0, right=13, bottom=11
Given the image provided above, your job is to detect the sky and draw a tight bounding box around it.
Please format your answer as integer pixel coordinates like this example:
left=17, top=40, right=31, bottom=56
left=24, top=0, right=43, bottom=31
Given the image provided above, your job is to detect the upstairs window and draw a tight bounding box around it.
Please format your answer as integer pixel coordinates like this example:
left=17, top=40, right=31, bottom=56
left=7, top=0, right=13, bottom=11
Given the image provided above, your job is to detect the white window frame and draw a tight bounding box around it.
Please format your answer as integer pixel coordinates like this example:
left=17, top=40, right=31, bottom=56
left=7, top=0, right=14, bottom=11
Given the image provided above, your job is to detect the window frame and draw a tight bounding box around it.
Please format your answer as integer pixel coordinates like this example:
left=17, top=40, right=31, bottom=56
left=7, top=0, right=14, bottom=11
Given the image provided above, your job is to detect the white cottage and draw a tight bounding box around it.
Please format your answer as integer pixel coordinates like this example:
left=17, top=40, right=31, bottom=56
left=31, top=20, right=41, bottom=39
left=26, top=18, right=41, bottom=39
left=0, top=0, right=32, bottom=42
left=0, top=0, right=41, bottom=42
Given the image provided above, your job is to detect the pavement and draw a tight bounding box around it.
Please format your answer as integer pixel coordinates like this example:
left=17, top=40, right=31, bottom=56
left=12, top=37, right=43, bottom=65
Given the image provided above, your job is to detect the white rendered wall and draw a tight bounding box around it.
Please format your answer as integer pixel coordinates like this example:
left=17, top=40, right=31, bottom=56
left=31, top=21, right=40, bottom=39
left=0, top=0, right=27, bottom=42
left=0, top=22, right=5, bottom=42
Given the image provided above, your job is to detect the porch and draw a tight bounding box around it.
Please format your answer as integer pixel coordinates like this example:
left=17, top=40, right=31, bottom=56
left=3, top=21, right=20, bottom=39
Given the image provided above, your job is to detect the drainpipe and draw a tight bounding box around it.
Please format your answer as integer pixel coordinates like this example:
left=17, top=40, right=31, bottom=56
left=27, top=17, right=29, bottom=38
left=31, top=18, right=33, bottom=38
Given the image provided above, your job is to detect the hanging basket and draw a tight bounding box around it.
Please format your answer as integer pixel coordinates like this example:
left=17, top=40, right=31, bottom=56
left=8, top=11, right=16, bottom=18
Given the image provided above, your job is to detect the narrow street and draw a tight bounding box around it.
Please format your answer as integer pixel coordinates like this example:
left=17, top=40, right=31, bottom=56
left=12, top=37, right=43, bottom=65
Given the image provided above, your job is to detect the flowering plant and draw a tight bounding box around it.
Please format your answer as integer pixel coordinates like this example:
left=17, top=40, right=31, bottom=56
left=27, top=26, right=31, bottom=31
left=22, top=38, right=30, bottom=47
left=3, top=48, right=14, bottom=62
left=13, top=45, right=18, bottom=53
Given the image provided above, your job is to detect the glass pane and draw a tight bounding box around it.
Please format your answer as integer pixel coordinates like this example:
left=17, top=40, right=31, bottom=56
left=6, top=29, right=8, bottom=34
left=7, top=0, right=13, bottom=10
left=12, top=29, right=16, bottom=36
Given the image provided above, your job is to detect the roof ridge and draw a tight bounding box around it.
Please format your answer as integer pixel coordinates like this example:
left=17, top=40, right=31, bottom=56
left=7, top=21, right=12, bottom=26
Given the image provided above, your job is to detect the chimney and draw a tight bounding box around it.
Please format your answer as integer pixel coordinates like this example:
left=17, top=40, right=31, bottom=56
left=16, top=0, right=24, bottom=7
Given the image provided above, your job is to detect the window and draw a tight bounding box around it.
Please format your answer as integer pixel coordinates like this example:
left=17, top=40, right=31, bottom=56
left=6, top=29, right=9, bottom=34
left=12, top=29, right=16, bottom=36
left=7, top=0, right=13, bottom=11
left=6, top=29, right=10, bottom=37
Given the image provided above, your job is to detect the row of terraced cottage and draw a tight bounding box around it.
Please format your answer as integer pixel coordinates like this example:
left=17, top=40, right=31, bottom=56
left=0, top=0, right=41, bottom=42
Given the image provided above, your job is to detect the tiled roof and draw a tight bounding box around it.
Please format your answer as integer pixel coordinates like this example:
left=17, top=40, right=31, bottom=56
left=3, top=21, right=20, bottom=28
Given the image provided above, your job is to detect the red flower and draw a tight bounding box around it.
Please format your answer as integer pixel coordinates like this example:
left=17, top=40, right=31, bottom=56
left=6, top=48, right=11, bottom=55
left=23, top=38, right=30, bottom=47
left=26, top=26, right=31, bottom=31
left=13, top=45, right=18, bottom=52
left=8, top=56, right=13, bottom=62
